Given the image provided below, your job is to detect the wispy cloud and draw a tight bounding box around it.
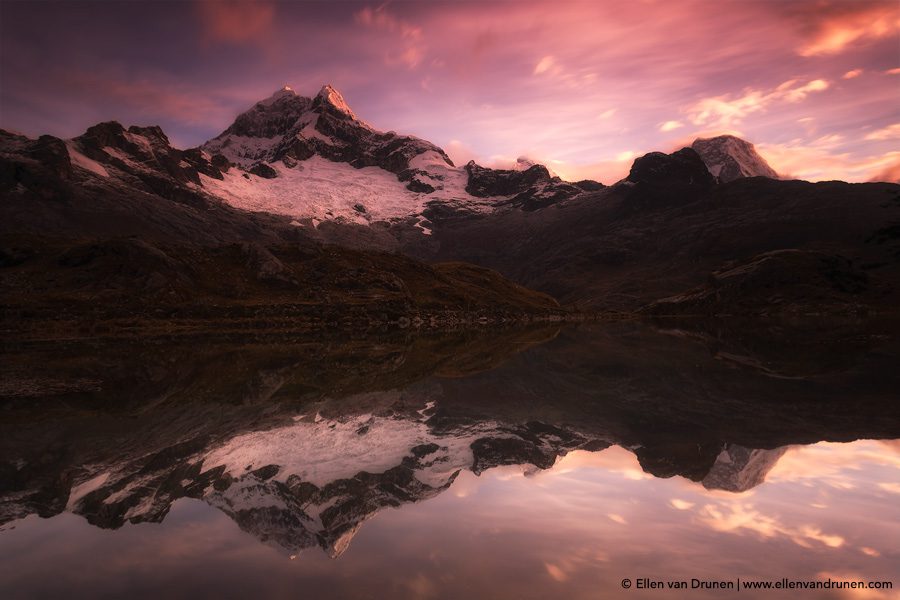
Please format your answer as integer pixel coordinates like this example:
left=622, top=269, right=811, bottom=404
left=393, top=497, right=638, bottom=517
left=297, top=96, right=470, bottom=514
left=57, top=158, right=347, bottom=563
left=697, top=502, right=845, bottom=549
left=659, top=120, right=684, bottom=132
left=686, top=79, right=830, bottom=129
left=864, top=123, right=900, bottom=141
left=533, top=56, right=557, bottom=76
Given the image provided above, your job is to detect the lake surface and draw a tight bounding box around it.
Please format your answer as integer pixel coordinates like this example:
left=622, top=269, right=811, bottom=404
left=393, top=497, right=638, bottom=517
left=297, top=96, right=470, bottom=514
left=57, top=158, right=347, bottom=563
left=1, top=320, right=898, bottom=599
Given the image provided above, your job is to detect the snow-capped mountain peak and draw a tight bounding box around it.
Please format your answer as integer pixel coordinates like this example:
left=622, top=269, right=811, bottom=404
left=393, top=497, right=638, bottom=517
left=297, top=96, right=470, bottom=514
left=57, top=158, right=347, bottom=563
left=194, top=84, right=595, bottom=230
left=258, top=85, right=299, bottom=107
left=515, top=156, right=538, bottom=169
left=210, top=87, right=309, bottom=145
left=515, top=156, right=558, bottom=178
left=313, top=84, right=356, bottom=120
left=691, top=135, right=778, bottom=182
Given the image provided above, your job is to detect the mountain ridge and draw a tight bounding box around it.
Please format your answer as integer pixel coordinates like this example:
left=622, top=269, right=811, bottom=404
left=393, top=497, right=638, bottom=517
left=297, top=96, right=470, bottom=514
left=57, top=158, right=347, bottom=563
left=2, top=83, right=899, bottom=318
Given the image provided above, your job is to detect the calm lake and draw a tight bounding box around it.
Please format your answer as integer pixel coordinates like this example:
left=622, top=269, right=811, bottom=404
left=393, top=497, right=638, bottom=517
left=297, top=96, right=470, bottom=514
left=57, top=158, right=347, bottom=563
left=1, top=320, right=898, bottom=599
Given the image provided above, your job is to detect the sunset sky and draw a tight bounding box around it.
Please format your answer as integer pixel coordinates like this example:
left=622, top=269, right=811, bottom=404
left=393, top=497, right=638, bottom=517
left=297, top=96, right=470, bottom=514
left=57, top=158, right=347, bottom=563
left=1, top=0, right=898, bottom=183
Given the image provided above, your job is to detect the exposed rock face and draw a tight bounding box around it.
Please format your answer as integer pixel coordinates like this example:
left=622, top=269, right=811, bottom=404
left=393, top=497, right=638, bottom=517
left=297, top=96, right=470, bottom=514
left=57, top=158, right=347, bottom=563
left=692, top=135, right=778, bottom=182
left=0, top=130, right=73, bottom=195
left=74, top=121, right=226, bottom=188
left=465, top=160, right=589, bottom=210
left=573, top=179, right=605, bottom=192
left=469, top=422, right=602, bottom=474
left=634, top=441, right=726, bottom=481
left=248, top=162, right=278, bottom=179
left=202, top=85, right=454, bottom=184
left=627, top=147, right=715, bottom=187
left=310, top=83, right=358, bottom=120
left=220, top=86, right=311, bottom=139
left=0, top=125, right=289, bottom=245
left=620, top=147, right=716, bottom=209
left=466, top=161, right=551, bottom=196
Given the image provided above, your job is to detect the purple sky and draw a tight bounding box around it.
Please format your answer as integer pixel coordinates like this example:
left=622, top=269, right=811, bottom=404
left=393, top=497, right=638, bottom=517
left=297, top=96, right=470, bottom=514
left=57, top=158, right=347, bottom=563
left=1, top=0, right=898, bottom=182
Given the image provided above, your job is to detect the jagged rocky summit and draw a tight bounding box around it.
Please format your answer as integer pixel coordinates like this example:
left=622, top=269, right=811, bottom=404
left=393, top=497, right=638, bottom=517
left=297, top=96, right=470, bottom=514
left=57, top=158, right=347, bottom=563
left=196, top=84, right=600, bottom=227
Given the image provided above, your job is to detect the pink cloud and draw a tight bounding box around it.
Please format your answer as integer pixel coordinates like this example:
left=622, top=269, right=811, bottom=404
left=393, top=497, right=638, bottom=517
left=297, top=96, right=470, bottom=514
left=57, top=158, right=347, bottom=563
left=659, top=120, right=684, bottom=132
left=443, top=139, right=479, bottom=166
left=60, top=71, right=236, bottom=127
left=355, top=6, right=423, bottom=41
left=864, top=123, right=900, bottom=141
left=196, top=0, right=276, bottom=46
left=533, top=56, right=557, bottom=76
left=757, top=141, right=900, bottom=183
left=796, top=3, right=900, bottom=56
left=686, top=79, right=830, bottom=129
left=869, top=158, right=900, bottom=183
left=354, top=5, right=425, bottom=69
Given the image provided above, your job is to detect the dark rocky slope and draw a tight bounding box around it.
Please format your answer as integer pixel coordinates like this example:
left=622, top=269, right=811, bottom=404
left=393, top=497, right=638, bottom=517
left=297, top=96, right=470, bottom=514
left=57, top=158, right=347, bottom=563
left=0, top=127, right=273, bottom=245
left=641, top=249, right=877, bottom=316
left=1, top=237, right=562, bottom=340
left=0, top=126, right=563, bottom=339
left=408, top=149, right=900, bottom=314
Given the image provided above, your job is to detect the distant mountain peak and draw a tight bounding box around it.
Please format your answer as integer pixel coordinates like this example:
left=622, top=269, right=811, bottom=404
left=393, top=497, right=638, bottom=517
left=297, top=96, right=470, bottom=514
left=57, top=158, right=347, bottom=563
left=691, top=135, right=778, bottom=182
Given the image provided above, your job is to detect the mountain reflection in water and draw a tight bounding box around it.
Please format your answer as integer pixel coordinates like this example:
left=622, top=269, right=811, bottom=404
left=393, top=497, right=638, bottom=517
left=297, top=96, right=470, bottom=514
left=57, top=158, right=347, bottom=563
left=1, top=320, right=898, bottom=599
